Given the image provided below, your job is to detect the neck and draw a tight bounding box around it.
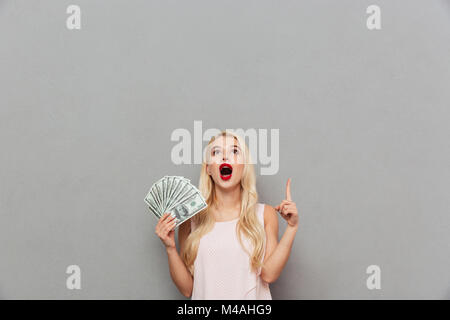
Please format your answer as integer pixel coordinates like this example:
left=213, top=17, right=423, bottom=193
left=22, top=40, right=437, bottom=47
left=213, top=183, right=241, bottom=211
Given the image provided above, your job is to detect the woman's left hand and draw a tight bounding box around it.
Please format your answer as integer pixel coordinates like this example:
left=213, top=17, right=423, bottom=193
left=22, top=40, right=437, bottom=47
left=275, top=178, right=299, bottom=228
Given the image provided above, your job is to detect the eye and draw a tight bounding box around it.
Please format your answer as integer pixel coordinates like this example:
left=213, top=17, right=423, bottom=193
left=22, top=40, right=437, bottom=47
left=212, top=149, right=221, bottom=156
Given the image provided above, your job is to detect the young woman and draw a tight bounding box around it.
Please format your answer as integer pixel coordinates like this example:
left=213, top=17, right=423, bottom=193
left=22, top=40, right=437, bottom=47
left=155, top=131, right=299, bottom=299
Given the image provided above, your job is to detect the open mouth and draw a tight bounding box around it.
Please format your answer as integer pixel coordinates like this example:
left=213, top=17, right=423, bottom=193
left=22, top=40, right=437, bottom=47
left=219, top=163, right=233, bottom=181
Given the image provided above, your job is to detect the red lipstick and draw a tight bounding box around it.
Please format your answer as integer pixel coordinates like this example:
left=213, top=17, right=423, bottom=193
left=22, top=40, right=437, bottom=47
left=219, top=163, right=233, bottom=181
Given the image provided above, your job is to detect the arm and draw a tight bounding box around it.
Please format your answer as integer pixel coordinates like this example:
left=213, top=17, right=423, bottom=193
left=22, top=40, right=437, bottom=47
left=260, top=178, right=300, bottom=283
left=260, top=205, right=298, bottom=283
left=169, top=221, right=194, bottom=298
left=155, top=213, right=193, bottom=298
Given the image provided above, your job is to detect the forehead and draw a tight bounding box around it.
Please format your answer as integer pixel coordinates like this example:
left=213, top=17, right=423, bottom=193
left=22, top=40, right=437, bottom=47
left=210, top=135, right=239, bottom=148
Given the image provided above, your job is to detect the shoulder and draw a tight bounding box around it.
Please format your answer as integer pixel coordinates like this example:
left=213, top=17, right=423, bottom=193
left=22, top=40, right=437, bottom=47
left=261, top=203, right=278, bottom=228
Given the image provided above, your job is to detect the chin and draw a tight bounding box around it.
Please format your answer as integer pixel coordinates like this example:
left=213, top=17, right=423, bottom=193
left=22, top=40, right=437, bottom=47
left=215, top=177, right=241, bottom=189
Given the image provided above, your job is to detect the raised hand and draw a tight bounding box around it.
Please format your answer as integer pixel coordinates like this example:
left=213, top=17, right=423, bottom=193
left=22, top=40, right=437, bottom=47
left=274, top=178, right=299, bottom=228
left=155, top=213, right=177, bottom=249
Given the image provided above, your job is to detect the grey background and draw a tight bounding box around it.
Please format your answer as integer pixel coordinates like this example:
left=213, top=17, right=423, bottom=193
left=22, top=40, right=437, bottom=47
left=0, top=0, right=449, bottom=299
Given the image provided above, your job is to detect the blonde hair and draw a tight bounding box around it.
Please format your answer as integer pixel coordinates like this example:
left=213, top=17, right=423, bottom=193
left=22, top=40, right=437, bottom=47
left=181, top=131, right=266, bottom=275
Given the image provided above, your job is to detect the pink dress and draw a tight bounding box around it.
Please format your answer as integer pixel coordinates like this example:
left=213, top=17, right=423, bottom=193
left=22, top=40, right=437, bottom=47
left=190, top=203, right=272, bottom=300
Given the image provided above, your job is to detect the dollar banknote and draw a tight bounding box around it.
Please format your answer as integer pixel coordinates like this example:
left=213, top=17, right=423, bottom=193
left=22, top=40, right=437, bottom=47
left=144, top=176, right=207, bottom=228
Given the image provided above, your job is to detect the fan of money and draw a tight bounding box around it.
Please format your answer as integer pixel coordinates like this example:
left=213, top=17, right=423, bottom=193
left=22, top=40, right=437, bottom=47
left=144, top=176, right=207, bottom=228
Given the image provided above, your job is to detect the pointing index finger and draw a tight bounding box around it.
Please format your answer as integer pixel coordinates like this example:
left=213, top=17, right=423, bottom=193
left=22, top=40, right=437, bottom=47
left=286, top=178, right=292, bottom=201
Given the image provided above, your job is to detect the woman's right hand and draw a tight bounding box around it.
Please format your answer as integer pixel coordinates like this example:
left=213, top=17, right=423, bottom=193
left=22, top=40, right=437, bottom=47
left=155, top=213, right=178, bottom=249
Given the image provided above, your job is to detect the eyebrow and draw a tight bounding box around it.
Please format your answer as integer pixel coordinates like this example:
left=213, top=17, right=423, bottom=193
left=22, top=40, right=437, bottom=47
left=211, top=144, right=241, bottom=150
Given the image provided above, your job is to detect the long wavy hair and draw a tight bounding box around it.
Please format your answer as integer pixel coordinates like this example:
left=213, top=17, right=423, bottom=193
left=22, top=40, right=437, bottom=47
left=181, top=131, right=266, bottom=276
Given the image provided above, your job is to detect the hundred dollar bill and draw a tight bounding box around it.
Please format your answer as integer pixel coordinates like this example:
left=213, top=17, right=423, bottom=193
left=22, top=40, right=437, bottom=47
left=166, top=192, right=207, bottom=227
left=144, top=175, right=207, bottom=227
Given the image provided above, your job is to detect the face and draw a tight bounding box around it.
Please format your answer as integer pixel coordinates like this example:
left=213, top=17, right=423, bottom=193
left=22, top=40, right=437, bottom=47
left=206, top=135, right=245, bottom=190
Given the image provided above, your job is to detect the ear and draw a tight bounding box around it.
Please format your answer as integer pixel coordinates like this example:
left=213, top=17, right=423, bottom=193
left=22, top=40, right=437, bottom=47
left=206, top=164, right=211, bottom=175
